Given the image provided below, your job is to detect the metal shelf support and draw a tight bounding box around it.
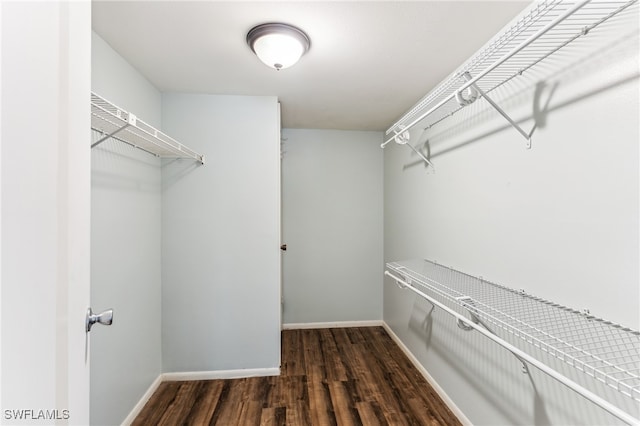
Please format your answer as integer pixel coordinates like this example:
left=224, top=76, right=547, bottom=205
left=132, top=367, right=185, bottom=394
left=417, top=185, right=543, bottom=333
left=383, top=128, right=435, bottom=169
left=91, top=122, right=131, bottom=149
left=458, top=72, right=533, bottom=149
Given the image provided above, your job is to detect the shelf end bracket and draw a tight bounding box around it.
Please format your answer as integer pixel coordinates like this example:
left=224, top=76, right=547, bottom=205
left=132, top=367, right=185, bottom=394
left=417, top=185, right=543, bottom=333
left=393, top=127, right=435, bottom=169
left=458, top=72, right=532, bottom=149
left=91, top=122, right=131, bottom=149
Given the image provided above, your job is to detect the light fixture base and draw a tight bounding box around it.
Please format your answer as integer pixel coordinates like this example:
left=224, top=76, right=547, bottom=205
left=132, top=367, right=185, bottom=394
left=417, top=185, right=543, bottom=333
left=247, top=23, right=310, bottom=70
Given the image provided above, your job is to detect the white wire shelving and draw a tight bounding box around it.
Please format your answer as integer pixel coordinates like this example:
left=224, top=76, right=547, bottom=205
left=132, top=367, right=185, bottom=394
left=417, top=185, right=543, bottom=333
left=382, top=0, right=638, bottom=159
left=385, top=259, right=640, bottom=425
left=91, top=92, right=205, bottom=164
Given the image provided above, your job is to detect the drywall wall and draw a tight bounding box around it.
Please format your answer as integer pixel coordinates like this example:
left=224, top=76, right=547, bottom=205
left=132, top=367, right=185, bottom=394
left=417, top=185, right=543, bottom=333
left=281, top=129, right=383, bottom=324
left=92, top=33, right=162, bottom=128
left=384, top=8, right=639, bottom=426
left=90, top=32, right=162, bottom=425
left=161, top=94, right=281, bottom=373
left=1, top=1, right=91, bottom=423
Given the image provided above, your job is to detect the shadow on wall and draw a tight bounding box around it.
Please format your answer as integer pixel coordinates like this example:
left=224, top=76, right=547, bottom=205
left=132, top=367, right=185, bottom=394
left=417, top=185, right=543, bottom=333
left=161, top=157, right=203, bottom=191
left=397, top=27, right=639, bottom=170
left=406, top=297, right=530, bottom=424
left=402, top=294, right=636, bottom=425
left=403, top=297, right=587, bottom=425
left=401, top=129, right=434, bottom=172
left=91, top=138, right=161, bottom=193
left=474, top=314, right=554, bottom=426
left=528, top=372, right=552, bottom=426
left=408, top=296, right=435, bottom=346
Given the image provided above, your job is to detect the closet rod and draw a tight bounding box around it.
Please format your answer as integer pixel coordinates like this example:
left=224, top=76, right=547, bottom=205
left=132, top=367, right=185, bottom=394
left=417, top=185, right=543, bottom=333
left=385, top=270, right=640, bottom=426
left=382, top=0, right=590, bottom=147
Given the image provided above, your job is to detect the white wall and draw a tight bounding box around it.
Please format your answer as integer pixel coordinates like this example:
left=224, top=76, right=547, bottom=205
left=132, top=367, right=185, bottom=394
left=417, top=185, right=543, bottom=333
left=1, top=2, right=91, bottom=424
left=281, top=129, right=383, bottom=325
left=90, top=32, right=162, bottom=425
left=384, top=8, right=639, bottom=426
left=161, top=94, right=281, bottom=373
left=92, top=33, right=162, bottom=128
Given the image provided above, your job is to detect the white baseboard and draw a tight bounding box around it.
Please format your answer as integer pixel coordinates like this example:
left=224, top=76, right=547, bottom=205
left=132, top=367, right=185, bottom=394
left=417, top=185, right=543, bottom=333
left=282, top=320, right=384, bottom=330
left=162, top=367, right=281, bottom=382
left=381, top=322, right=472, bottom=426
left=121, top=374, right=163, bottom=426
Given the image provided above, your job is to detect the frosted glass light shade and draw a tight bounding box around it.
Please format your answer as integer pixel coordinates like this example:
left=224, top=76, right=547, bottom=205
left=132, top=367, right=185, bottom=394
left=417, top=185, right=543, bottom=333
left=247, top=23, right=310, bottom=70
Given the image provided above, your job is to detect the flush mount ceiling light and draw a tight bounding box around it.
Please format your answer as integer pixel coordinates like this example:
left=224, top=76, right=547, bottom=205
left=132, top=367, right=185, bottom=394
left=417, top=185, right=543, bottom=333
left=246, top=23, right=310, bottom=71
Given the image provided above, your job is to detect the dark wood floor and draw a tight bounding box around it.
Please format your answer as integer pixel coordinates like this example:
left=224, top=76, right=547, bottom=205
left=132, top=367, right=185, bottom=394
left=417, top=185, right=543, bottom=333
left=132, top=327, right=461, bottom=425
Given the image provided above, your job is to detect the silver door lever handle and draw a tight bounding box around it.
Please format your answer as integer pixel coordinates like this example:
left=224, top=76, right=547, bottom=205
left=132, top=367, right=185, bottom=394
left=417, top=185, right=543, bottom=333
left=86, top=308, right=113, bottom=332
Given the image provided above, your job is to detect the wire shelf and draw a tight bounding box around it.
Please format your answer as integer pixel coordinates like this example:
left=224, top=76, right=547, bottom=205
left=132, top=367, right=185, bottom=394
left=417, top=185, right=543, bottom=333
left=385, top=0, right=638, bottom=140
left=386, top=259, right=640, bottom=406
left=91, top=92, right=205, bottom=164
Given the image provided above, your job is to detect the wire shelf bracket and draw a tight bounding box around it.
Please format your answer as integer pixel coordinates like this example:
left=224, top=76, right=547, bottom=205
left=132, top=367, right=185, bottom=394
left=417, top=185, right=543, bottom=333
left=388, top=127, right=436, bottom=169
left=385, top=259, right=640, bottom=425
left=458, top=71, right=534, bottom=148
left=382, top=0, right=638, bottom=156
left=90, top=92, right=205, bottom=165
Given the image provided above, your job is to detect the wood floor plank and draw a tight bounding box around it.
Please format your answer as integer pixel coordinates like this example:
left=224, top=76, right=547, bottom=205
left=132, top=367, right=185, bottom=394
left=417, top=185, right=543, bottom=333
left=244, top=377, right=271, bottom=404
left=307, top=379, right=337, bottom=426
left=133, top=327, right=462, bottom=426
left=260, top=406, right=286, bottom=426
left=327, top=381, right=362, bottom=426
left=208, top=380, right=238, bottom=425
left=364, top=328, right=460, bottom=425
left=359, top=328, right=436, bottom=424
left=349, top=342, right=388, bottom=403
left=182, top=381, right=225, bottom=425
left=282, top=329, right=305, bottom=377
left=285, top=375, right=308, bottom=406
left=131, top=381, right=181, bottom=426
left=345, top=327, right=367, bottom=345
left=319, top=329, right=348, bottom=382
left=156, top=381, right=201, bottom=426
left=302, top=329, right=326, bottom=382
left=265, top=375, right=306, bottom=408
left=353, top=343, right=411, bottom=426
left=237, top=400, right=263, bottom=425
left=407, top=398, right=443, bottom=426
left=286, top=401, right=312, bottom=426
left=355, top=401, right=386, bottom=426
left=333, top=333, right=381, bottom=403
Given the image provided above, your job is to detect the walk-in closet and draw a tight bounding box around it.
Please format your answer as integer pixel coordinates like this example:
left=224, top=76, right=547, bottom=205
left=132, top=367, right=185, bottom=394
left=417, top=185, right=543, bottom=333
left=2, top=1, right=638, bottom=425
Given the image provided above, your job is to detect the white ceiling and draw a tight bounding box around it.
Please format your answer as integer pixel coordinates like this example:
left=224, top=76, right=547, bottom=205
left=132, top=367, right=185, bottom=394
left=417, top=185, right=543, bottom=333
left=92, top=1, right=530, bottom=131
